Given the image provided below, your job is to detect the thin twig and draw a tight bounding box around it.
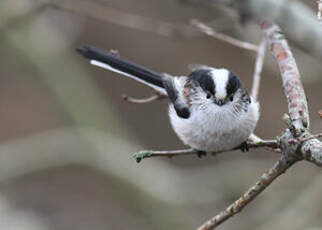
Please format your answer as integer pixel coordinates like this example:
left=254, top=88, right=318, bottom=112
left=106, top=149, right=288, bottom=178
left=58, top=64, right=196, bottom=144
left=133, top=140, right=280, bottom=162
left=289, top=133, right=322, bottom=144
left=122, top=93, right=166, bottom=104
left=197, top=156, right=299, bottom=230
left=251, top=38, right=266, bottom=101
left=134, top=148, right=196, bottom=163
left=190, top=19, right=259, bottom=52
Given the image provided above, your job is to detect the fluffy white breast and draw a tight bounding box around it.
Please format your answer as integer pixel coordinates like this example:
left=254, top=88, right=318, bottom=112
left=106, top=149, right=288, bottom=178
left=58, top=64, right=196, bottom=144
left=210, top=68, right=229, bottom=99
left=169, top=95, right=260, bottom=152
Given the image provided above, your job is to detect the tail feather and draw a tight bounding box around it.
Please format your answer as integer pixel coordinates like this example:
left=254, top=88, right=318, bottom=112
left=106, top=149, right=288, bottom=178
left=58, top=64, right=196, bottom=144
left=77, top=46, right=166, bottom=93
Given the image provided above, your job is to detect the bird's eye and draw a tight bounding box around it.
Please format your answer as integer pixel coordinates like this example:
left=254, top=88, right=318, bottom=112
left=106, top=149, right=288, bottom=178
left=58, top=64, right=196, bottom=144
left=206, top=92, right=211, bottom=99
left=229, top=95, right=234, bottom=101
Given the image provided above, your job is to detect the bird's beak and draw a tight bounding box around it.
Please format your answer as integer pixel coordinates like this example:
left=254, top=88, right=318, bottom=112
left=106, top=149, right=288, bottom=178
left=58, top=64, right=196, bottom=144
left=215, top=99, right=225, bottom=106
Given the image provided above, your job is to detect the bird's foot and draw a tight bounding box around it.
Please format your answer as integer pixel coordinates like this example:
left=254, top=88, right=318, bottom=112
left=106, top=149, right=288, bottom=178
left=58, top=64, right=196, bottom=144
left=239, top=142, right=249, bottom=152
left=196, top=150, right=207, bottom=158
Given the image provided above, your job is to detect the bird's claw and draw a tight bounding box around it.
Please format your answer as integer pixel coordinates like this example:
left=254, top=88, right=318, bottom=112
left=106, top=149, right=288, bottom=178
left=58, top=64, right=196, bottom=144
left=240, top=142, right=249, bottom=152
left=197, top=150, right=207, bottom=158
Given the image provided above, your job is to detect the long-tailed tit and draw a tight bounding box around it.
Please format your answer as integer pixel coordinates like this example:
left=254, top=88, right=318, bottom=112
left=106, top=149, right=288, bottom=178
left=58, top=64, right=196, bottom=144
left=77, top=46, right=260, bottom=154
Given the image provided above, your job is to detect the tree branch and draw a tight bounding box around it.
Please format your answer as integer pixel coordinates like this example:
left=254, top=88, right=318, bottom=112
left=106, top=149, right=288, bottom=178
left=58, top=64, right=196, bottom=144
left=190, top=19, right=258, bottom=51
left=251, top=38, right=266, bottom=101
left=260, top=21, right=310, bottom=135
left=260, top=22, right=322, bottom=167
left=133, top=140, right=279, bottom=162
left=197, top=155, right=298, bottom=230
left=289, top=133, right=322, bottom=144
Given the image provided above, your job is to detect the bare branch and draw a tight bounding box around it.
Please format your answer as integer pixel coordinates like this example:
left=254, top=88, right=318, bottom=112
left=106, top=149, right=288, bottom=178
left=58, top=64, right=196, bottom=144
left=289, top=133, right=322, bottom=144
left=133, top=140, right=280, bottom=162
left=197, top=156, right=298, bottom=230
left=246, top=140, right=280, bottom=149
left=259, top=21, right=322, bottom=168
left=122, top=92, right=166, bottom=104
left=251, top=39, right=266, bottom=101
left=260, top=21, right=309, bottom=135
left=190, top=19, right=259, bottom=52
left=134, top=148, right=196, bottom=163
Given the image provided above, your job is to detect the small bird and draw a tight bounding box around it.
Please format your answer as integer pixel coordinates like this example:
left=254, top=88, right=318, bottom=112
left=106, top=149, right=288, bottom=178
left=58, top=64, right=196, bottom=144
left=77, top=46, right=260, bottom=155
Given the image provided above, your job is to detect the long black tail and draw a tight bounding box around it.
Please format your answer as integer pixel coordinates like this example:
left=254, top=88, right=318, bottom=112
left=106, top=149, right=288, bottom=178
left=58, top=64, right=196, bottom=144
left=77, top=46, right=165, bottom=93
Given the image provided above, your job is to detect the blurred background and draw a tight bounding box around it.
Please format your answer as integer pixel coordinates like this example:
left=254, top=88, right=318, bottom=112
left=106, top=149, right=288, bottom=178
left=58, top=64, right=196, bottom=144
left=0, top=0, right=321, bottom=229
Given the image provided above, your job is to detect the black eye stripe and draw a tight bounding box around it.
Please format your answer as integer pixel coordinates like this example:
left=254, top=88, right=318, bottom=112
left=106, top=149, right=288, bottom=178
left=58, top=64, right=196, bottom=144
left=188, top=69, right=215, bottom=95
left=226, top=72, right=241, bottom=96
